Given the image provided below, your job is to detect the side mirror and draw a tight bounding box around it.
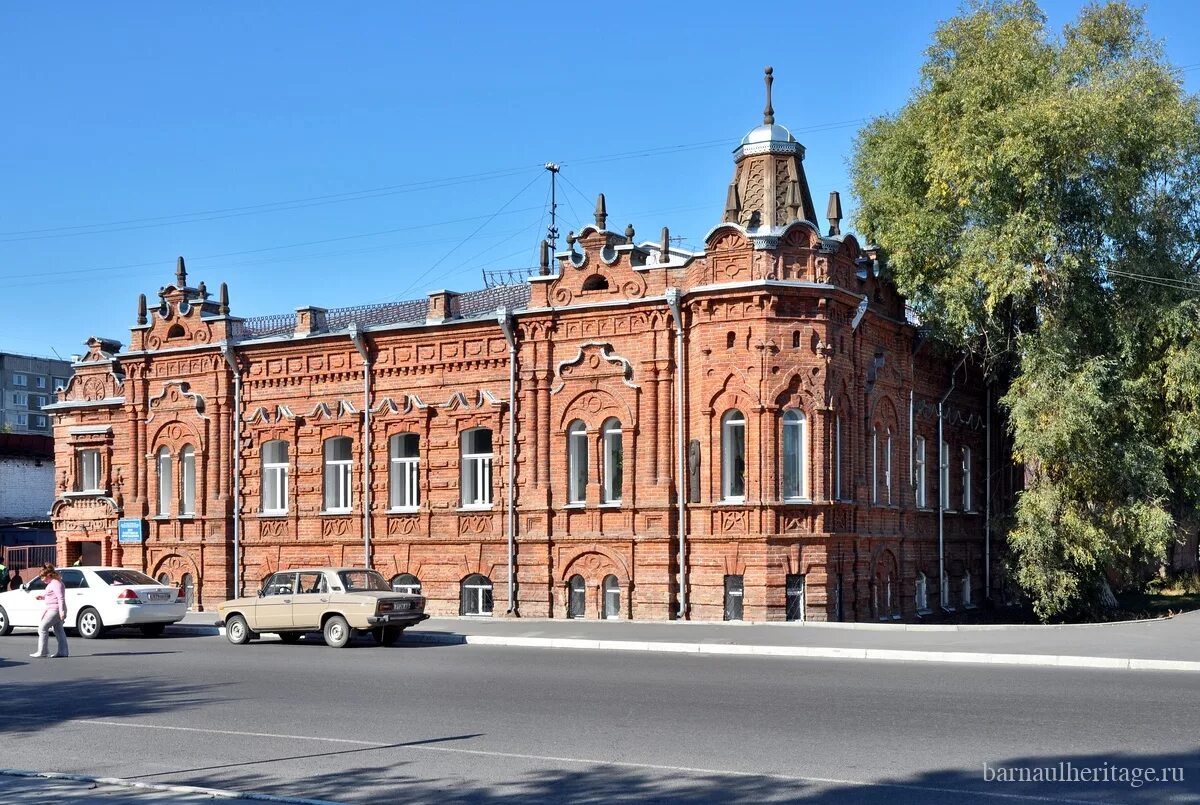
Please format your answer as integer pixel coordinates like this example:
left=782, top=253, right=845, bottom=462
left=256, top=588, right=265, bottom=598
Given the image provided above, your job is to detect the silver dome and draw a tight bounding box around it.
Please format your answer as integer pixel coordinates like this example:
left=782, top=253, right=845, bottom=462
left=740, top=123, right=796, bottom=146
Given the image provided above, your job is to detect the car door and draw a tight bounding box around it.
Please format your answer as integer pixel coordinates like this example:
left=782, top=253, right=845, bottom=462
left=290, top=571, right=329, bottom=631
left=7, top=576, right=45, bottom=627
left=59, top=569, right=89, bottom=625
left=255, top=572, right=296, bottom=631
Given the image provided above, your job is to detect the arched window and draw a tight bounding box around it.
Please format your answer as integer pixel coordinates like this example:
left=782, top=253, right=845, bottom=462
left=156, top=447, right=172, bottom=516
left=157, top=572, right=171, bottom=586
left=391, top=573, right=421, bottom=595
left=323, top=436, right=353, bottom=512
left=460, top=573, right=493, bottom=616
left=792, top=330, right=801, bottom=349
left=834, top=415, right=843, bottom=500
left=916, top=572, right=929, bottom=612
left=567, top=420, right=588, bottom=504
left=581, top=274, right=609, bottom=291
left=461, top=428, right=493, bottom=507
left=603, top=575, right=620, bottom=619
left=389, top=433, right=420, bottom=510
left=726, top=332, right=735, bottom=350
left=179, top=445, right=196, bottom=515
left=781, top=409, right=805, bottom=500
left=567, top=574, right=586, bottom=619
left=602, top=418, right=623, bottom=504
left=181, top=572, right=194, bottom=609
left=961, top=446, right=972, bottom=511
left=870, top=427, right=879, bottom=504
left=940, top=439, right=951, bottom=509
left=914, top=436, right=927, bottom=508
left=884, top=429, right=893, bottom=505
left=261, top=440, right=289, bottom=514
left=721, top=410, right=746, bottom=501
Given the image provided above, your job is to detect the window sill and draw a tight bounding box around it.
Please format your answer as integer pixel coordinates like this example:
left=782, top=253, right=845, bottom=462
left=259, top=511, right=289, bottom=518
left=563, top=503, right=585, bottom=510
left=780, top=498, right=813, bottom=505
left=598, top=502, right=622, bottom=509
left=387, top=508, right=420, bottom=515
left=151, top=515, right=170, bottom=521
left=716, top=499, right=747, bottom=506
left=458, top=505, right=494, bottom=513
left=916, top=608, right=932, bottom=617
left=319, top=510, right=354, bottom=516
left=178, top=514, right=195, bottom=520
left=64, top=490, right=107, bottom=498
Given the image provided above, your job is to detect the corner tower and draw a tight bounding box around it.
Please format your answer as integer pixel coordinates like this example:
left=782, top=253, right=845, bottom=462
left=723, top=67, right=818, bottom=236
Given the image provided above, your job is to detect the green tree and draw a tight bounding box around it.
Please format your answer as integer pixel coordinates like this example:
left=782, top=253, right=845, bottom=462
left=851, top=0, right=1200, bottom=619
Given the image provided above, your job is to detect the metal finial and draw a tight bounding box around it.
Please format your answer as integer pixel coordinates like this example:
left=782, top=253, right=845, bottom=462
left=566, top=231, right=576, bottom=247
left=624, top=223, right=635, bottom=244
left=724, top=182, right=742, bottom=223
left=595, top=193, right=607, bottom=229
left=137, top=294, right=147, bottom=326
left=660, top=226, right=670, bottom=262
left=175, top=255, right=187, bottom=287
left=826, top=191, right=843, bottom=237
left=539, top=239, right=550, bottom=275
left=197, top=280, right=207, bottom=298
left=219, top=282, right=230, bottom=316
left=763, top=66, right=775, bottom=125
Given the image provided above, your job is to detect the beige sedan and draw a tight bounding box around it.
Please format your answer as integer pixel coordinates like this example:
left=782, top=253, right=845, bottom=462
left=217, top=567, right=428, bottom=648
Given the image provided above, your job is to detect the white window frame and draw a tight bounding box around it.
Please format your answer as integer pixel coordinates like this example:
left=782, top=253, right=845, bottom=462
left=261, top=440, right=289, bottom=514
left=914, top=436, right=927, bottom=508
left=961, top=574, right=973, bottom=608
left=34, top=415, right=46, bottom=429
left=601, top=418, right=623, bottom=504
left=15, top=413, right=27, bottom=427
left=962, top=446, right=972, bottom=511
left=781, top=409, right=806, bottom=501
left=461, top=574, right=493, bottom=616
left=602, top=574, right=621, bottom=619
left=916, top=572, right=929, bottom=612
left=156, top=447, right=172, bottom=516
left=323, top=436, right=353, bottom=513
left=388, top=433, right=420, bottom=511
left=13, top=392, right=27, bottom=407
left=884, top=429, right=893, bottom=505
left=12, top=374, right=25, bottom=387
left=721, top=410, right=747, bottom=502
left=391, top=573, right=421, bottom=595
left=566, top=420, right=588, bottom=505
left=179, top=445, right=196, bottom=515
left=871, top=427, right=879, bottom=504
left=940, top=439, right=951, bottom=510
left=460, top=428, right=493, bottom=508
left=53, top=377, right=67, bottom=390
left=35, top=376, right=46, bottom=389
left=77, top=449, right=102, bottom=493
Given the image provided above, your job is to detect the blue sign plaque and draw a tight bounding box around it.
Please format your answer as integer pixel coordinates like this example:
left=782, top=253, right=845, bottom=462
left=117, top=518, right=145, bottom=544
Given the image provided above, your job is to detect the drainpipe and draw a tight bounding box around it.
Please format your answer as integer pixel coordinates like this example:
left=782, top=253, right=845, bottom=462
left=349, top=325, right=372, bottom=569
left=937, top=355, right=967, bottom=609
left=666, top=288, right=687, bottom=619
left=497, top=308, right=518, bottom=615
left=220, top=344, right=242, bottom=597
left=985, top=382, right=992, bottom=600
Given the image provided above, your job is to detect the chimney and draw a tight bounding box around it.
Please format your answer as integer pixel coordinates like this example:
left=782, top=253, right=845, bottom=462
left=295, top=306, right=328, bottom=336
left=427, top=290, right=459, bottom=324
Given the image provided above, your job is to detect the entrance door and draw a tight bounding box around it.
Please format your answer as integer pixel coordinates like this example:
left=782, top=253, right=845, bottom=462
left=785, top=574, right=805, bottom=621
left=567, top=575, right=586, bottom=619
left=723, top=575, right=744, bottom=621
left=602, top=575, right=620, bottom=619
left=79, top=542, right=102, bottom=566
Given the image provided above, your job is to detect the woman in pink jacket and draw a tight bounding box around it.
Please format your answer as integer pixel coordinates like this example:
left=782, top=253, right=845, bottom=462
left=30, top=563, right=68, bottom=659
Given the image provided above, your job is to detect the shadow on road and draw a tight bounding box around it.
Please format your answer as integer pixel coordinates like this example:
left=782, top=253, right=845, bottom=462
left=0, top=676, right=214, bottom=736
left=135, top=747, right=1200, bottom=804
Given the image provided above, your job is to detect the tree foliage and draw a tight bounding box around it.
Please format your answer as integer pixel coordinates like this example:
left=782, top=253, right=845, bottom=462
left=851, top=0, right=1200, bottom=619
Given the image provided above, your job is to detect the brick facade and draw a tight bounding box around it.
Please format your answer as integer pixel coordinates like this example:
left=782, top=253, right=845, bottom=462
left=47, top=83, right=1006, bottom=621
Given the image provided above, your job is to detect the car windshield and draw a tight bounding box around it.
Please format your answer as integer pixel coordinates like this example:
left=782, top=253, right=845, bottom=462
left=337, top=570, right=390, bottom=592
left=94, top=569, right=160, bottom=586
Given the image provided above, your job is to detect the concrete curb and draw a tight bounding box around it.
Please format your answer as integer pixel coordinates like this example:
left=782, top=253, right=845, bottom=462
left=0, top=769, right=344, bottom=804
left=399, top=631, right=1200, bottom=672
left=168, top=623, right=1200, bottom=672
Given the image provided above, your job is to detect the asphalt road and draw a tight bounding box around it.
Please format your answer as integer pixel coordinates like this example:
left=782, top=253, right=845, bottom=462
left=0, top=631, right=1196, bottom=804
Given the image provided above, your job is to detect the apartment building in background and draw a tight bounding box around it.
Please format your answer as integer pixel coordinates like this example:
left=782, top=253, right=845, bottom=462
left=1, top=352, right=73, bottom=435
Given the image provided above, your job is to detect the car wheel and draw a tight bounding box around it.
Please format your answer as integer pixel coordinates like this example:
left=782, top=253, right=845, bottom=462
left=0, top=605, right=10, bottom=637
left=77, top=607, right=106, bottom=639
left=278, top=632, right=303, bottom=644
left=323, top=615, right=351, bottom=648
left=372, top=626, right=401, bottom=647
left=139, top=623, right=166, bottom=637
left=225, top=614, right=252, bottom=645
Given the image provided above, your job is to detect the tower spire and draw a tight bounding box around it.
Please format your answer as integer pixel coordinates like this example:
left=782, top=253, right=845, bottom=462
left=763, top=66, right=775, bottom=125
left=175, top=255, right=187, bottom=287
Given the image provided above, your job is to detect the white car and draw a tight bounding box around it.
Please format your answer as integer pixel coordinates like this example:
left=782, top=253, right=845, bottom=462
left=0, top=566, right=188, bottom=639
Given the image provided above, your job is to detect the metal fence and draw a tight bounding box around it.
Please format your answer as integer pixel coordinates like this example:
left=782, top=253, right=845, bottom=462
left=4, top=544, right=56, bottom=571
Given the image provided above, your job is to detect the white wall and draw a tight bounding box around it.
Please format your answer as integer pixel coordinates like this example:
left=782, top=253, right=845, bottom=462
left=0, top=455, right=54, bottom=520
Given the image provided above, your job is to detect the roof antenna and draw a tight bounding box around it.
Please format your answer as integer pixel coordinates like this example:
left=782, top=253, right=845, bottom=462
left=545, top=163, right=561, bottom=253
left=763, top=66, right=775, bottom=125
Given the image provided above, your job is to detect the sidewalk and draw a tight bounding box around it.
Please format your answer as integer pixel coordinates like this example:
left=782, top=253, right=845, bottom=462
left=170, top=608, right=1200, bottom=672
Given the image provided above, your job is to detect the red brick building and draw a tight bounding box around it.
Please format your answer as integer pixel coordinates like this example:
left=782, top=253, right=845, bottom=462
left=47, top=73, right=1004, bottom=621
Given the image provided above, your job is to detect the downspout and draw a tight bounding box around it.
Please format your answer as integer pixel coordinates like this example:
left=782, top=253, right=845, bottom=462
left=985, top=382, right=992, bottom=600
left=938, top=355, right=967, bottom=609
left=497, top=308, right=518, bottom=615
left=666, top=288, right=687, bottom=619
left=349, top=325, right=372, bottom=569
left=220, top=343, right=242, bottom=597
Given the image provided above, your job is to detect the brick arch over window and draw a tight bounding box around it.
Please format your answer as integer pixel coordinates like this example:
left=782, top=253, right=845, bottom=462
left=150, top=552, right=200, bottom=588
left=558, top=546, right=631, bottom=584
left=556, top=387, right=632, bottom=432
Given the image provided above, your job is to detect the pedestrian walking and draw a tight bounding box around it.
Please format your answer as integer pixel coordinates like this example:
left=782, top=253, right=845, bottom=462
left=30, top=564, right=68, bottom=659
left=9, top=566, right=22, bottom=590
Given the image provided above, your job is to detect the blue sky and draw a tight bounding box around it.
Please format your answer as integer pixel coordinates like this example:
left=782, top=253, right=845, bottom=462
left=2, top=1, right=1198, bottom=359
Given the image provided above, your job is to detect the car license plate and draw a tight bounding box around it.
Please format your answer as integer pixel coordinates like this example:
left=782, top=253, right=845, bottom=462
left=148, top=591, right=170, bottom=602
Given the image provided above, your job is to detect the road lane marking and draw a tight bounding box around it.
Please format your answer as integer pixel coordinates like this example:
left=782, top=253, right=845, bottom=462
left=72, top=719, right=1102, bottom=804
